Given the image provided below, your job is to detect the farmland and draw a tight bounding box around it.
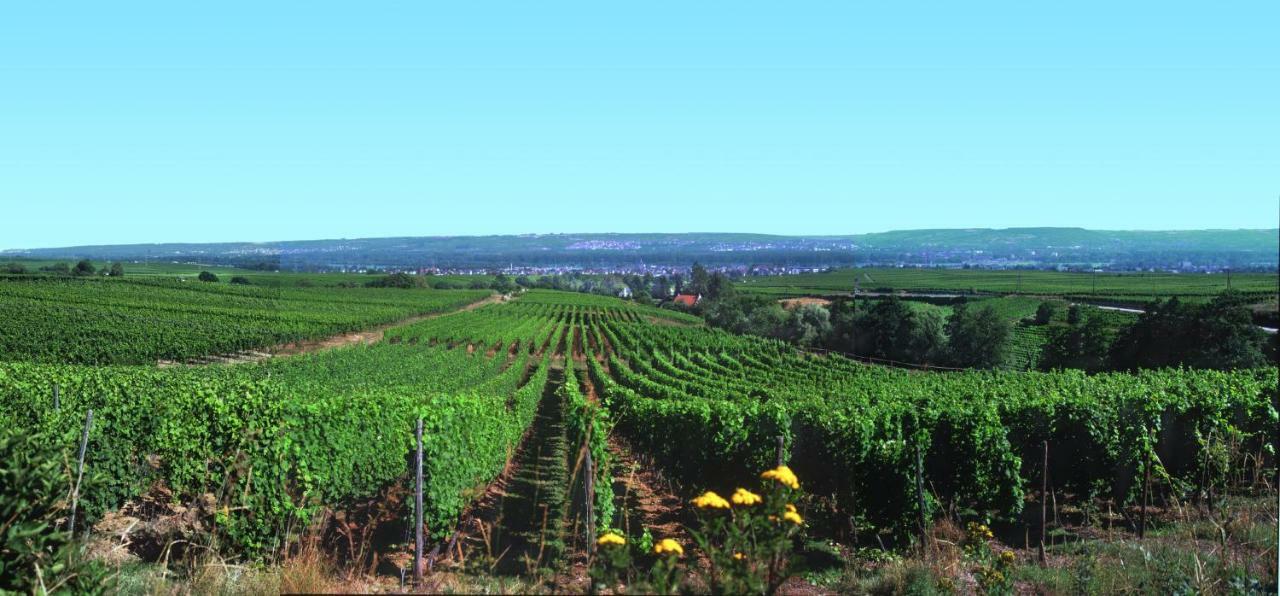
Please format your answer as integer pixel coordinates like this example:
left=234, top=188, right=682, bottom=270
left=1, top=279, right=1276, bottom=593
left=738, top=267, right=1278, bottom=304
left=0, top=277, right=490, bottom=364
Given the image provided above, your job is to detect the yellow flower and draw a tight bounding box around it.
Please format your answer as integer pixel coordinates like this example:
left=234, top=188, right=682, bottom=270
left=784, top=503, right=797, bottom=514
left=760, top=465, right=800, bottom=490
left=732, top=552, right=746, bottom=560
left=653, top=538, right=684, bottom=556
left=783, top=510, right=803, bottom=525
left=731, top=488, right=763, bottom=506
left=692, top=491, right=731, bottom=509
left=596, top=532, right=625, bottom=547
left=999, top=550, right=1015, bottom=565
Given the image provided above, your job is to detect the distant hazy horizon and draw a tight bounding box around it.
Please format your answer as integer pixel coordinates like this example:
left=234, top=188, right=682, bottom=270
left=4, top=226, right=1280, bottom=253
left=3, top=2, right=1277, bottom=248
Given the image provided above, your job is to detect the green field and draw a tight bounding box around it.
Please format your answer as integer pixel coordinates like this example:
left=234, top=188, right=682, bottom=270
left=2, top=284, right=1274, bottom=593
left=0, top=277, right=491, bottom=364
left=1, top=258, right=497, bottom=288
left=739, top=267, right=1278, bottom=303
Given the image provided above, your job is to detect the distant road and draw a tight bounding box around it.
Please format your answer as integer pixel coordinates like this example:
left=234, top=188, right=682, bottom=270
left=1090, top=304, right=1280, bottom=332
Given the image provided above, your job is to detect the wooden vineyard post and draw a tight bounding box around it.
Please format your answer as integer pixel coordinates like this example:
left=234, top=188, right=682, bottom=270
left=53, top=384, right=60, bottom=410
left=585, top=450, right=595, bottom=554
left=776, top=435, right=785, bottom=467
left=414, top=418, right=424, bottom=586
left=69, top=409, right=93, bottom=539
left=1039, top=440, right=1048, bottom=565
left=1139, top=431, right=1152, bottom=539
left=914, top=443, right=928, bottom=557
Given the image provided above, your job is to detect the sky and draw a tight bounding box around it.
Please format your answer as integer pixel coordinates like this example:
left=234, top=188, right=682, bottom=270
left=1, top=2, right=1277, bottom=249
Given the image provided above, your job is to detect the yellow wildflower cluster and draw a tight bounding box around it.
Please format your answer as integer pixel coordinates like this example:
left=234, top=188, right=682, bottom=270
left=999, top=550, right=1015, bottom=565
left=692, top=491, right=732, bottom=509
left=731, top=488, right=762, bottom=506
left=597, top=531, right=626, bottom=547
left=760, top=465, right=799, bottom=490
left=653, top=538, right=684, bottom=556
left=975, top=565, right=1006, bottom=589
left=768, top=504, right=803, bottom=525
left=966, top=521, right=993, bottom=541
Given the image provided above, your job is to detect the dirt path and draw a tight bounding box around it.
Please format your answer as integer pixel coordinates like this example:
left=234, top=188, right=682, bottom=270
left=159, top=293, right=509, bottom=366
left=440, top=364, right=571, bottom=581
left=608, top=436, right=690, bottom=547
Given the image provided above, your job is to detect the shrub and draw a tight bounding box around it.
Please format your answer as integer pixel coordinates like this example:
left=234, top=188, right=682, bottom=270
left=73, top=260, right=96, bottom=276
left=1034, top=301, right=1056, bottom=325
left=364, top=273, right=427, bottom=289
left=197, top=271, right=219, bottom=283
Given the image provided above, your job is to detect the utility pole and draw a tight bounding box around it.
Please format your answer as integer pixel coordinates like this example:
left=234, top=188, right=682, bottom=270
left=414, top=418, right=424, bottom=586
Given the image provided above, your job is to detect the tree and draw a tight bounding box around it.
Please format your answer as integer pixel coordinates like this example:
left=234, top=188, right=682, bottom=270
left=705, top=273, right=735, bottom=301
left=1066, top=304, right=1082, bottom=326
left=1034, top=301, right=1056, bottom=325
left=230, top=276, right=252, bottom=285
left=907, top=309, right=947, bottom=365
left=45, top=262, right=71, bottom=275
left=108, top=262, right=125, bottom=277
left=688, top=263, right=710, bottom=296
left=491, top=274, right=518, bottom=294
left=365, top=272, right=426, bottom=288
left=3, top=263, right=26, bottom=274
left=1039, top=316, right=1113, bottom=372
left=823, top=298, right=858, bottom=351
left=197, top=271, right=219, bottom=283
left=781, top=304, right=832, bottom=347
left=652, top=276, right=672, bottom=300
left=73, top=259, right=96, bottom=276
left=1107, top=290, right=1268, bottom=371
left=843, top=297, right=921, bottom=362
left=945, top=304, right=1011, bottom=369
left=1189, top=290, right=1270, bottom=369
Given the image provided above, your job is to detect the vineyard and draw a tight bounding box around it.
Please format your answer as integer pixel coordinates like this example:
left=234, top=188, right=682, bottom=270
left=1, top=285, right=1276, bottom=593
left=738, top=267, right=1279, bottom=304
left=0, top=277, right=490, bottom=364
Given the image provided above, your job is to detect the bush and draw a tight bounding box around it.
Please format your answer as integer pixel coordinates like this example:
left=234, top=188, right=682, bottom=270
left=229, top=276, right=252, bottom=285
left=4, top=262, right=27, bottom=274
left=364, top=273, right=427, bottom=289
left=945, top=304, right=1011, bottom=368
left=1034, top=302, right=1056, bottom=325
left=198, top=271, right=219, bottom=283
left=73, top=260, right=96, bottom=276
left=0, top=427, right=113, bottom=594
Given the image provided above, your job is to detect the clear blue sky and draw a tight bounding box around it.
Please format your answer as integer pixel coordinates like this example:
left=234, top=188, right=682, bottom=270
left=2, top=2, right=1276, bottom=249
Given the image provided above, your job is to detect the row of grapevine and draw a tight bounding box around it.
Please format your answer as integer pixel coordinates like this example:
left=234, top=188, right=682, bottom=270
left=0, top=277, right=490, bottom=364
left=586, top=305, right=1277, bottom=537
left=0, top=338, right=552, bottom=553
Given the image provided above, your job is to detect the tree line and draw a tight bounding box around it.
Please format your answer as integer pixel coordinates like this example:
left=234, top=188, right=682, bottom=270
left=1037, top=291, right=1275, bottom=371
left=675, top=264, right=1275, bottom=371
left=4, top=260, right=125, bottom=277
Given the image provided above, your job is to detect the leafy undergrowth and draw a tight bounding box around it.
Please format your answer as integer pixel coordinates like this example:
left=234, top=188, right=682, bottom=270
left=828, top=496, right=1277, bottom=595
